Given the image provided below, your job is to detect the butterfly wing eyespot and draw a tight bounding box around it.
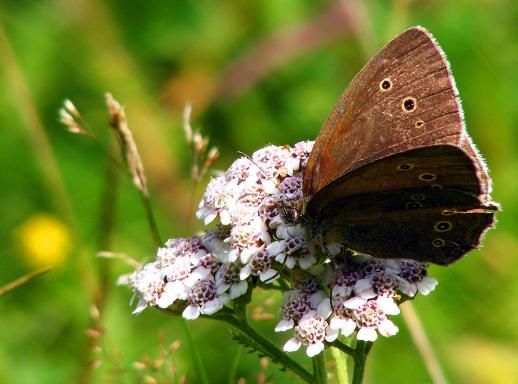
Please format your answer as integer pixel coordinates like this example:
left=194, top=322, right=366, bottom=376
left=402, top=97, right=417, bottom=113
left=410, top=194, right=426, bottom=201
left=434, top=221, right=453, bottom=232
left=380, top=78, right=393, bottom=91
left=431, top=184, right=443, bottom=190
left=432, top=238, right=446, bottom=248
left=418, top=172, right=438, bottom=182
left=415, top=119, right=425, bottom=128
left=396, top=163, right=414, bottom=171
left=406, top=201, right=424, bottom=209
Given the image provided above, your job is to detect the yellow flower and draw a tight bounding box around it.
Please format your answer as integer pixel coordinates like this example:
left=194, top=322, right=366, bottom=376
left=16, top=214, right=72, bottom=268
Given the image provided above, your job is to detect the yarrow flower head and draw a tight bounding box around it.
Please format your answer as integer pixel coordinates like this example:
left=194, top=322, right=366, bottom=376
left=125, top=140, right=439, bottom=357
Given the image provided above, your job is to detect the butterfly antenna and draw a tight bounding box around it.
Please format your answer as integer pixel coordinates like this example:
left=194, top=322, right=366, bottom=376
left=237, top=151, right=268, bottom=179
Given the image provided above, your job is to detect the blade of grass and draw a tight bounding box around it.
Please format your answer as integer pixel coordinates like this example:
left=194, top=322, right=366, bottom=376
left=227, top=345, right=242, bottom=384
left=401, top=302, right=448, bottom=384
left=0, top=267, right=51, bottom=297
left=180, top=318, right=210, bottom=384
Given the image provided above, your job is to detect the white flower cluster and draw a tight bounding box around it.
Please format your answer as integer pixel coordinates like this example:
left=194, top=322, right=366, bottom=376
left=126, top=141, right=438, bottom=356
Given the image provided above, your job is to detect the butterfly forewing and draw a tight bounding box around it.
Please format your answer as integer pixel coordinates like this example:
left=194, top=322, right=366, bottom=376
left=304, top=27, right=469, bottom=198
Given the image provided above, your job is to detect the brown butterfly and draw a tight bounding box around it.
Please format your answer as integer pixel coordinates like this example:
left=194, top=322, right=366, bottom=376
left=302, top=26, right=499, bottom=265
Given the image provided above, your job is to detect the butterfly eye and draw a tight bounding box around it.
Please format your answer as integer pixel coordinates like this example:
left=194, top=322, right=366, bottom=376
left=419, top=173, right=437, bottom=182
left=396, top=163, right=414, bottom=171
left=434, top=221, right=453, bottom=232
left=402, top=97, right=417, bottom=112
left=432, top=238, right=446, bottom=248
left=380, top=78, right=393, bottom=91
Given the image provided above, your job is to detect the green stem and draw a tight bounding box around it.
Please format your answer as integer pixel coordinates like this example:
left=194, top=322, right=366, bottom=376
left=352, top=341, right=372, bottom=384
left=215, top=313, right=313, bottom=383
left=313, top=352, right=327, bottom=384
left=180, top=318, right=210, bottom=384
left=331, top=347, right=349, bottom=384
left=331, top=340, right=355, bottom=356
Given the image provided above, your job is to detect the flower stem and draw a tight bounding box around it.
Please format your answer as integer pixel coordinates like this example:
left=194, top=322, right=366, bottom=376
left=331, top=347, right=349, bottom=384
left=215, top=313, right=313, bottom=383
left=352, top=341, right=372, bottom=384
left=313, top=352, right=327, bottom=384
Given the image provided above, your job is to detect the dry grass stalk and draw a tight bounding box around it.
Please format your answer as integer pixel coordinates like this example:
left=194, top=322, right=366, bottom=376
left=182, top=103, right=219, bottom=183
left=59, top=99, right=96, bottom=138
left=97, top=251, right=142, bottom=269
left=105, top=93, right=149, bottom=197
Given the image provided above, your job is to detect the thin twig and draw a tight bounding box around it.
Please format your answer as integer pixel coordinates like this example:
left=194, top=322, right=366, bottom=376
left=0, top=267, right=51, bottom=297
left=401, top=302, right=448, bottom=384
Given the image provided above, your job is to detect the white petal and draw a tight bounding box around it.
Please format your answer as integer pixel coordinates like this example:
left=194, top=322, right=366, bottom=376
left=353, top=278, right=373, bottom=294
left=344, top=296, right=366, bottom=309
left=384, top=259, right=401, bottom=273
left=378, top=319, right=399, bottom=337
left=240, top=265, right=252, bottom=280
left=329, top=317, right=347, bottom=330
left=418, top=277, right=438, bottom=295
left=357, top=327, right=378, bottom=342
left=275, top=252, right=287, bottom=263
left=310, top=291, right=326, bottom=308
left=260, top=269, right=279, bottom=282
left=240, top=247, right=257, bottom=263
left=276, top=225, right=290, bottom=239
left=377, top=296, right=400, bottom=315
left=340, top=318, right=357, bottom=336
left=398, top=281, right=417, bottom=297
left=285, top=256, right=296, bottom=269
left=228, top=249, right=239, bottom=262
left=204, top=211, right=217, bottom=225
left=230, top=281, right=248, bottom=299
left=275, top=319, right=294, bottom=332
left=306, top=342, right=325, bottom=357
left=317, top=299, right=332, bottom=318
left=216, top=282, right=230, bottom=294
left=325, top=327, right=339, bottom=342
left=298, top=254, right=316, bottom=270
left=182, top=304, right=201, bottom=320
left=283, top=338, right=302, bottom=352
left=262, top=180, right=277, bottom=194
left=131, top=299, right=148, bottom=315
left=201, top=298, right=225, bottom=315
left=156, top=292, right=175, bottom=309
left=220, top=210, right=231, bottom=225
left=267, top=241, right=287, bottom=255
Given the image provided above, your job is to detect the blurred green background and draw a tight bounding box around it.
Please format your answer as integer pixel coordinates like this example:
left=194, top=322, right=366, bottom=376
left=1, top=1, right=517, bottom=383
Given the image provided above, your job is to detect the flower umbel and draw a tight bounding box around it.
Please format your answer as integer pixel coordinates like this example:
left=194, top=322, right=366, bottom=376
left=125, top=141, right=438, bottom=357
